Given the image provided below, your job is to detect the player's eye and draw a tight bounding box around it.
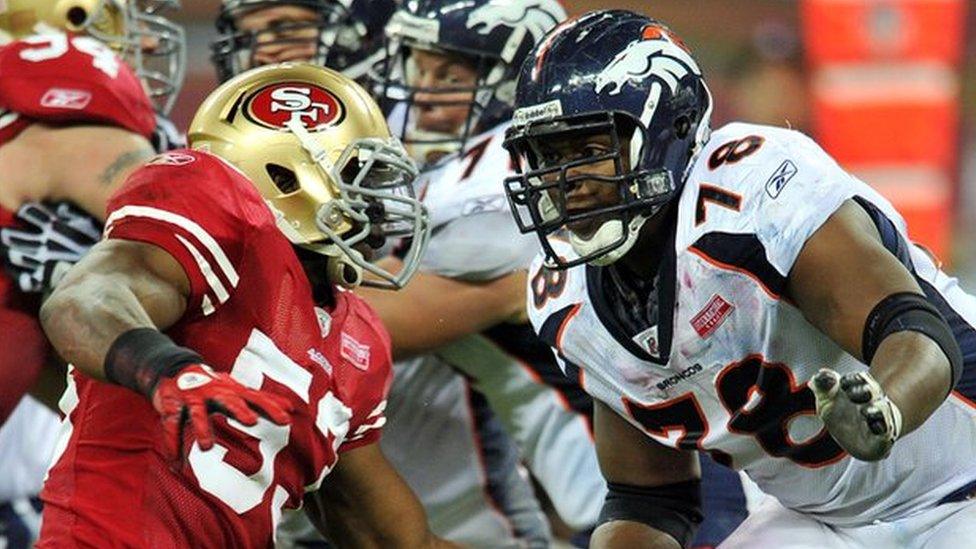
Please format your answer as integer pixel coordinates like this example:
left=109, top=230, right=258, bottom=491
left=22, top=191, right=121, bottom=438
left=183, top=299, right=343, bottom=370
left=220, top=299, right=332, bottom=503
left=582, top=144, right=609, bottom=157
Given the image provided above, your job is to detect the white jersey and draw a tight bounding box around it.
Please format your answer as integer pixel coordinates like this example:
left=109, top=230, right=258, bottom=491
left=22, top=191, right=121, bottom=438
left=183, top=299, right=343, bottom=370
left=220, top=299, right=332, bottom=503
left=415, top=122, right=538, bottom=280
left=528, top=122, right=976, bottom=527
left=0, top=397, right=58, bottom=502
left=390, top=123, right=607, bottom=530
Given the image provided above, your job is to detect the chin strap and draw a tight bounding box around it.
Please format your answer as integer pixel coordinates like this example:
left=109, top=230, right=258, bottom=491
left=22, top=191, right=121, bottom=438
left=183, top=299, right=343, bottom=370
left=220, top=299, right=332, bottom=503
left=568, top=214, right=649, bottom=267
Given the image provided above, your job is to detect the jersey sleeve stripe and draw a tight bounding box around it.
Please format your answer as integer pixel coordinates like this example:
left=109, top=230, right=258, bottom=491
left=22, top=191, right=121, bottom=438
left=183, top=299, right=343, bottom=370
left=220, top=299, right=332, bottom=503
left=201, top=294, right=216, bottom=316
left=689, top=232, right=787, bottom=300
left=174, top=233, right=230, bottom=310
left=105, top=205, right=240, bottom=288
left=537, top=303, right=580, bottom=348
left=0, top=110, right=18, bottom=130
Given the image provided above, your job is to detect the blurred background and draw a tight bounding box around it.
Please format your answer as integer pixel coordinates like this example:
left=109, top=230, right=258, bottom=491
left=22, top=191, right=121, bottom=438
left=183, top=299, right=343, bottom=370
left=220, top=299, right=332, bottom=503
left=173, top=0, right=976, bottom=283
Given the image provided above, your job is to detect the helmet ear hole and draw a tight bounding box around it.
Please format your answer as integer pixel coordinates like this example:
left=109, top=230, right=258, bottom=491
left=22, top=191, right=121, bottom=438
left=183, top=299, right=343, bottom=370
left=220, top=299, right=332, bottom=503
left=66, top=6, right=89, bottom=29
left=266, top=164, right=300, bottom=194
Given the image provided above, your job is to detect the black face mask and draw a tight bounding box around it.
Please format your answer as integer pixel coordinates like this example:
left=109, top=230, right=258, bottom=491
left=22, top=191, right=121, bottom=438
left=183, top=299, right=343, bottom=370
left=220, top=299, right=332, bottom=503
left=293, top=246, right=336, bottom=308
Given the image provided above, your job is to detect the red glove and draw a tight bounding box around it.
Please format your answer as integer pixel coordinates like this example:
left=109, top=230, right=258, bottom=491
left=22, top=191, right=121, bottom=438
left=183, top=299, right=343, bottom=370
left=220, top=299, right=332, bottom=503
left=150, top=363, right=293, bottom=459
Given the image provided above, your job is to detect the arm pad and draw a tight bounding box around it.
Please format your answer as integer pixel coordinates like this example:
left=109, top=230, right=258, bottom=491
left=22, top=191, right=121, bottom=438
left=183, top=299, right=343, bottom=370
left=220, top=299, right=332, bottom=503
left=597, top=479, right=703, bottom=548
left=862, top=291, right=963, bottom=395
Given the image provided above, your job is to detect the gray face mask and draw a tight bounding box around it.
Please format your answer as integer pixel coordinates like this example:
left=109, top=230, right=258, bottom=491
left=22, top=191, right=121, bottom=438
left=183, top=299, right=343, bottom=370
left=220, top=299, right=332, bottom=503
left=86, top=0, right=186, bottom=114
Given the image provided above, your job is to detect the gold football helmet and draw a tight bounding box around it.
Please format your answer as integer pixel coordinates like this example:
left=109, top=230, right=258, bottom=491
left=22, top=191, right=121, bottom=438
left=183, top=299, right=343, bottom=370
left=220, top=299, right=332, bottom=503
left=0, top=0, right=185, bottom=114
left=189, top=62, right=429, bottom=289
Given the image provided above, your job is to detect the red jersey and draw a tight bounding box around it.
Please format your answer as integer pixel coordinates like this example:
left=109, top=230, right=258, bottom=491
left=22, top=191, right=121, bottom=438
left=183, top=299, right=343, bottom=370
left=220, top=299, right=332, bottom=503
left=0, top=32, right=158, bottom=423
left=0, top=32, right=155, bottom=144
left=39, top=150, right=393, bottom=548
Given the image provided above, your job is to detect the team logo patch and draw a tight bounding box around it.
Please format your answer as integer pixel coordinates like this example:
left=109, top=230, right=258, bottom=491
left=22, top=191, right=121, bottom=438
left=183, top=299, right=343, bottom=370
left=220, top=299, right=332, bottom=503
left=690, top=294, right=733, bottom=339
left=147, top=152, right=196, bottom=166
left=244, top=82, right=345, bottom=132
left=340, top=332, right=371, bottom=371
left=40, top=88, right=92, bottom=110
left=765, top=160, right=798, bottom=198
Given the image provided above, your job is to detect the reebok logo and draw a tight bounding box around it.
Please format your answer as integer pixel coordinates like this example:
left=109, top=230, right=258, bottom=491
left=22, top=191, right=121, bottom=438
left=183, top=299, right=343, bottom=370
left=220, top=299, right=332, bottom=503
left=40, top=88, right=92, bottom=110
left=765, top=160, right=798, bottom=198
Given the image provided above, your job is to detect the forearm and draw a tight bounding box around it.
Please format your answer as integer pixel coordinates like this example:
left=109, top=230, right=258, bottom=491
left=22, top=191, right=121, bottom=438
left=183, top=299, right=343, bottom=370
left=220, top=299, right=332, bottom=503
left=360, top=271, right=525, bottom=360
left=39, top=242, right=188, bottom=381
left=317, top=443, right=457, bottom=549
left=40, top=275, right=158, bottom=381
left=870, top=331, right=952, bottom=436
left=320, top=495, right=453, bottom=549
left=591, top=521, right=682, bottom=549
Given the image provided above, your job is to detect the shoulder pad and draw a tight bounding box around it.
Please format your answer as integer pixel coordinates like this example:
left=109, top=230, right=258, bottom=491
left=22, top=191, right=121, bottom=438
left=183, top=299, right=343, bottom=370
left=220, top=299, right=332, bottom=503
left=104, top=150, right=276, bottom=318
left=679, top=122, right=860, bottom=276
left=525, top=240, right=588, bottom=347
left=109, top=149, right=268, bottom=233
left=336, top=291, right=394, bottom=378
left=0, top=33, right=155, bottom=138
left=421, top=123, right=514, bottom=229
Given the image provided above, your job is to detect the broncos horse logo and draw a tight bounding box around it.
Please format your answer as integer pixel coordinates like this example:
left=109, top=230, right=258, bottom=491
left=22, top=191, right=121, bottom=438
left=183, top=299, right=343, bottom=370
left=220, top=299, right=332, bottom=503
left=595, top=24, right=702, bottom=96
left=465, top=0, right=562, bottom=44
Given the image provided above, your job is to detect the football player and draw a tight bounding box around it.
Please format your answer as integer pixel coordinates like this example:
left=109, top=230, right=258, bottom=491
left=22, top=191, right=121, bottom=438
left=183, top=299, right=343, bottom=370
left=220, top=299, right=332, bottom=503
left=507, top=10, right=976, bottom=549
left=38, top=62, right=445, bottom=547
left=0, top=0, right=186, bottom=422
left=362, top=0, right=609, bottom=543
left=210, top=2, right=557, bottom=546
left=369, top=2, right=751, bottom=546
left=0, top=3, right=184, bottom=546
left=211, top=0, right=395, bottom=84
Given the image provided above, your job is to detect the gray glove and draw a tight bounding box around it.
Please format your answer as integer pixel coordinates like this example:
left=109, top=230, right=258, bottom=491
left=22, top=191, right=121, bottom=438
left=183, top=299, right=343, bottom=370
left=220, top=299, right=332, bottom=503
left=0, top=201, right=102, bottom=293
left=811, top=368, right=903, bottom=462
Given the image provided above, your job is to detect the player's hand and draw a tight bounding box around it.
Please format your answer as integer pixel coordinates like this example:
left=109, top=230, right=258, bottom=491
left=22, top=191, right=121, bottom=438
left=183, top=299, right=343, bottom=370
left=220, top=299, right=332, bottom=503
left=0, top=201, right=101, bottom=293
left=150, top=363, right=294, bottom=459
left=811, top=368, right=903, bottom=461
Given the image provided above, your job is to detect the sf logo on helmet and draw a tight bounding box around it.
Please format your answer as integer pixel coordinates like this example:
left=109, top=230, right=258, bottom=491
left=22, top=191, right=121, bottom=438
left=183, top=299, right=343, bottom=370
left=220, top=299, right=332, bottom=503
left=244, top=82, right=346, bottom=132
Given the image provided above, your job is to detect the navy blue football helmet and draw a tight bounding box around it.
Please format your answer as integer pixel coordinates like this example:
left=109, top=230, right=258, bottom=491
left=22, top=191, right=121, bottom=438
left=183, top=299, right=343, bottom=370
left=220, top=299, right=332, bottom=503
left=503, top=10, right=713, bottom=269
left=211, top=0, right=397, bottom=82
left=372, top=0, right=566, bottom=164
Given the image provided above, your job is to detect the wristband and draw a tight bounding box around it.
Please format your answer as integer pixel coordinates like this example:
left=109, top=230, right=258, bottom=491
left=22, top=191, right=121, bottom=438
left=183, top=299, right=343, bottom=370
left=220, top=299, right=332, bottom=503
left=104, top=327, right=202, bottom=397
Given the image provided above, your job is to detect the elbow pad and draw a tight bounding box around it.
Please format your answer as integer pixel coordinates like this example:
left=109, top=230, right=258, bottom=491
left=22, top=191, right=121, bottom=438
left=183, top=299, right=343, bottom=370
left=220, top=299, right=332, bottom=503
left=862, top=292, right=964, bottom=395
left=598, top=479, right=703, bottom=548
